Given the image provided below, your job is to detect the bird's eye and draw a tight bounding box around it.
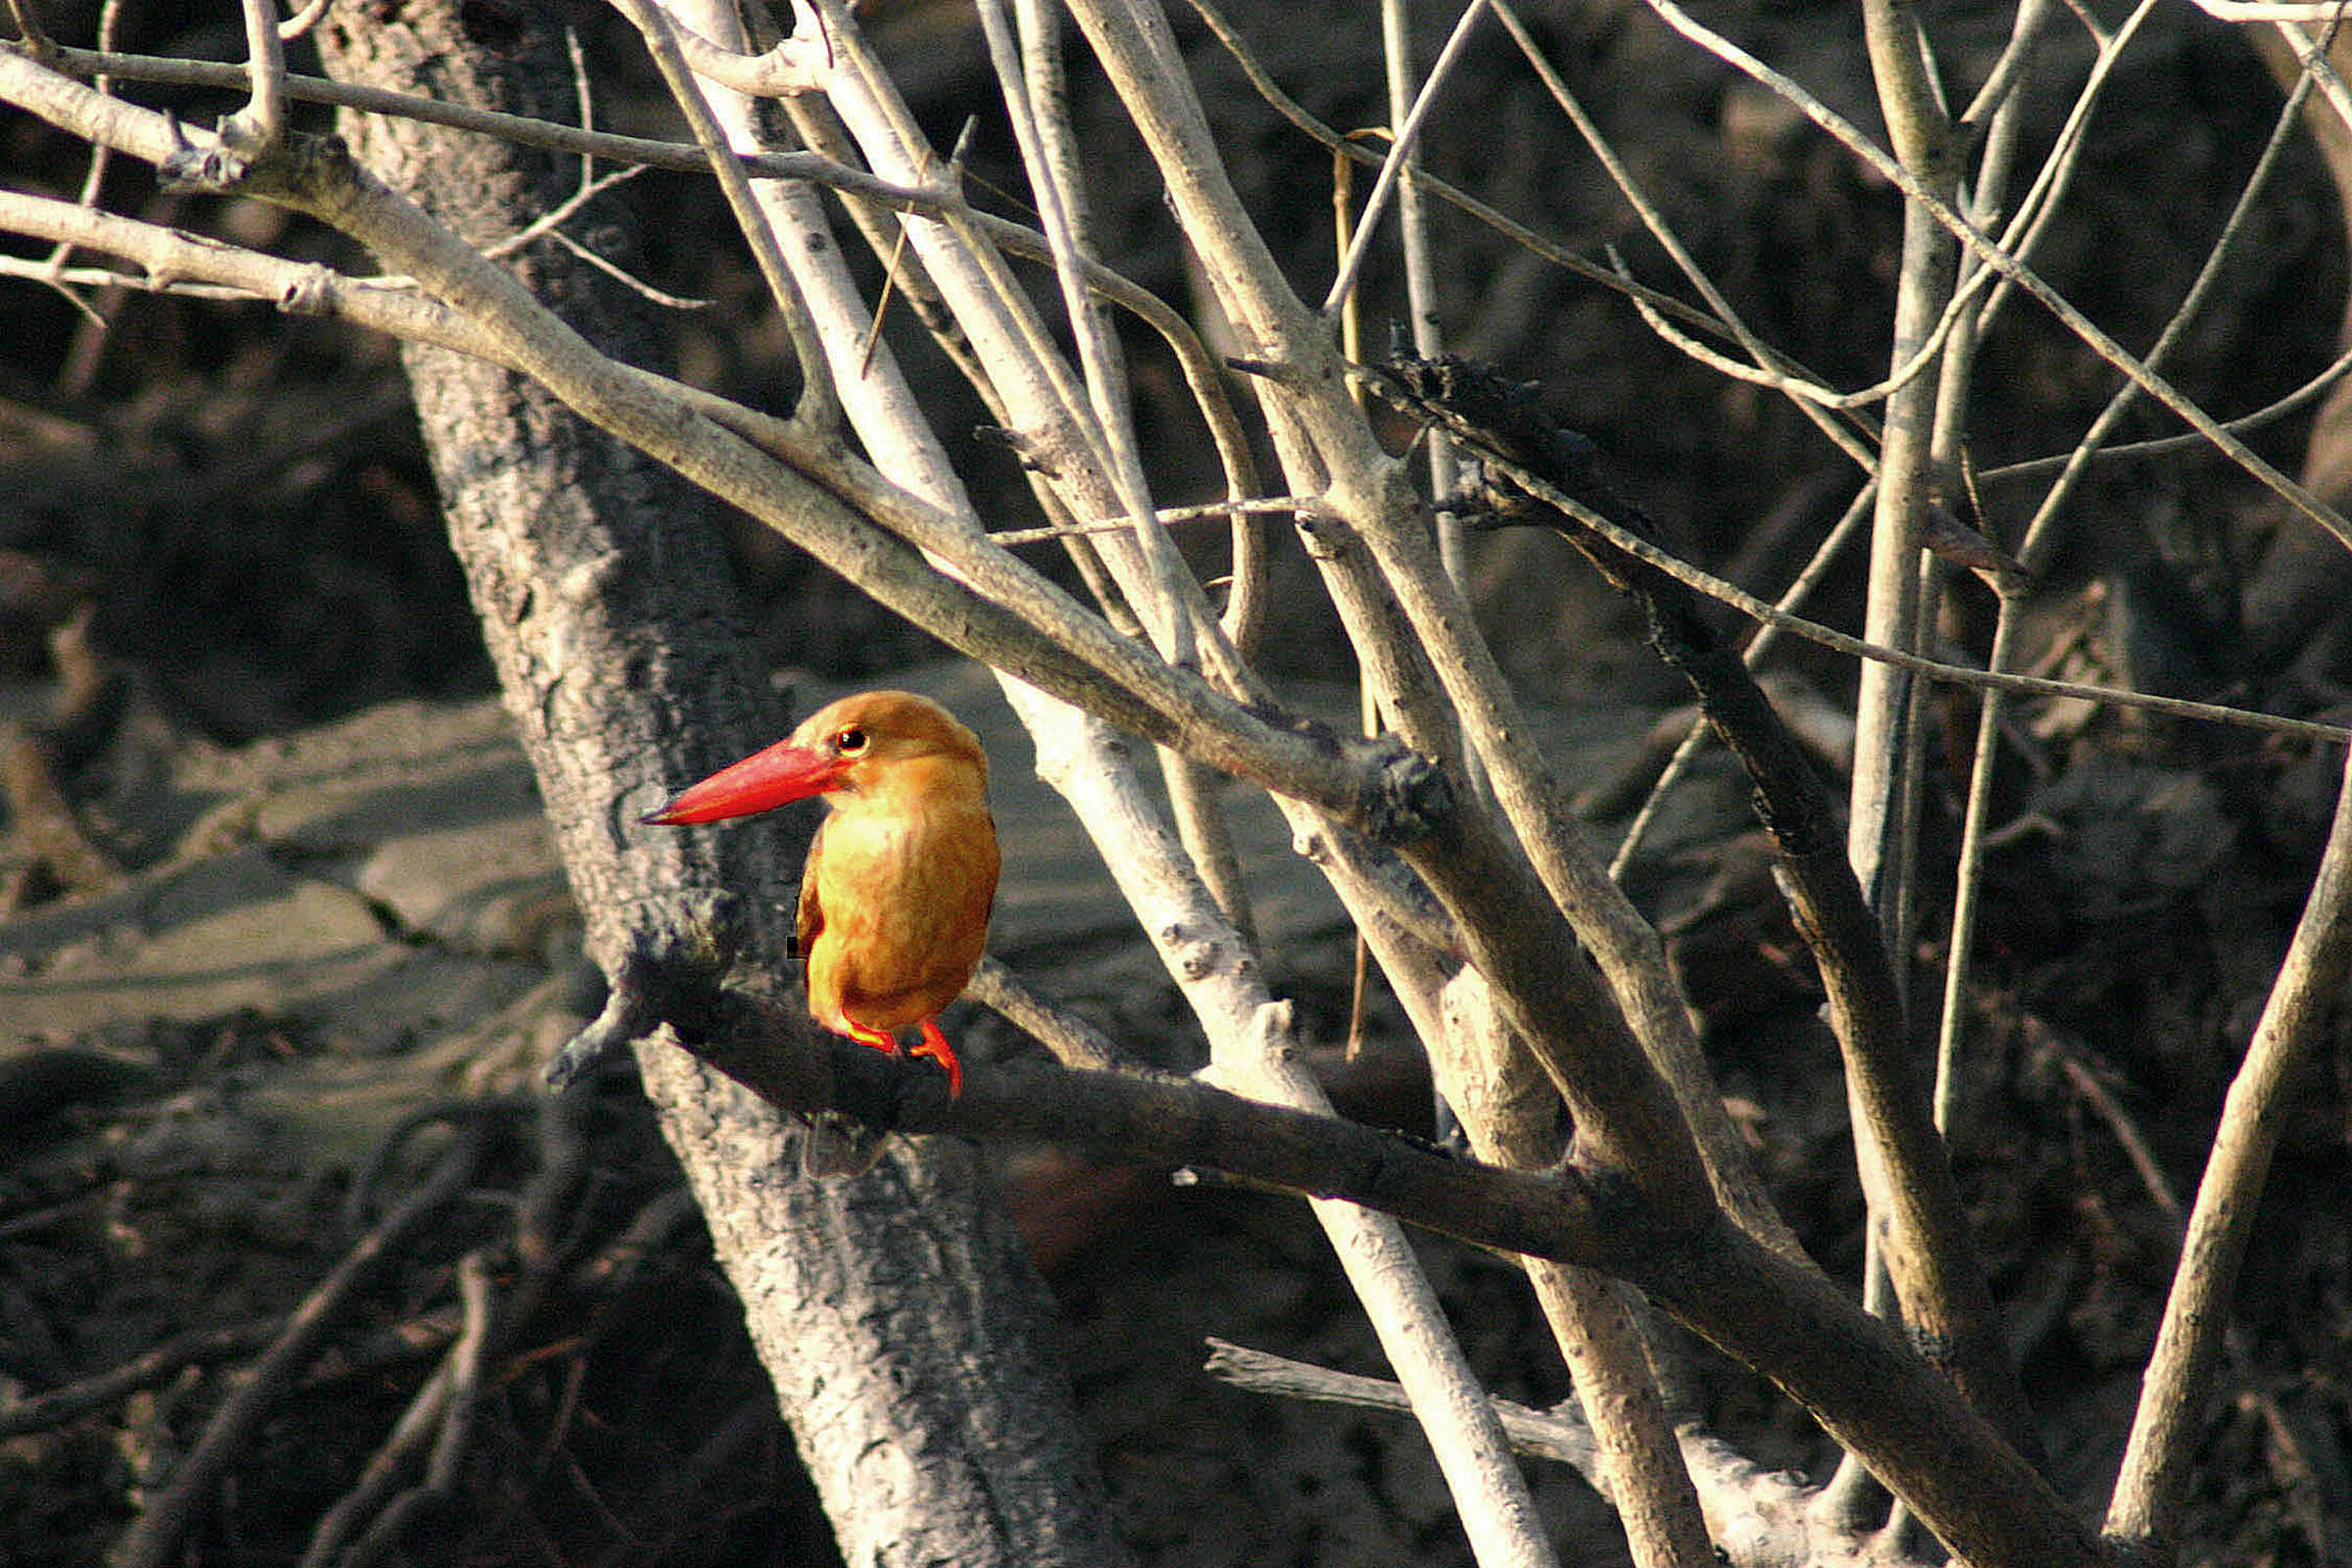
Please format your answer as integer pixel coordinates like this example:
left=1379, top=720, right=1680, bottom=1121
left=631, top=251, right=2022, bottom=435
left=833, top=726, right=868, bottom=755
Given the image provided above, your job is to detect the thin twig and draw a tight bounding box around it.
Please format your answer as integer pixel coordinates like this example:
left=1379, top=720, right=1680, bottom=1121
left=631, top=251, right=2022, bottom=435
left=965, top=955, right=1147, bottom=1074
left=279, top=0, right=334, bottom=41
left=981, top=0, right=1191, bottom=663
left=1636, top=0, right=2352, bottom=558
left=1935, top=48, right=2325, bottom=1142
left=1382, top=0, right=1467, bottom=586
left=1977, top=345, right=2352, bottom=484
left=1183, top=0, right=1874, bottom=412
left=1608, top=483, right=1877, bottom=879
left=986, top=494, right=1330, bottom=546
left=617, top=0, right=836, bottom=431
left=1352, top=358, right=2351, bottom=742
left=218, top=0, right=286, bottom=152
left=481, top=164, right=648, bottom=260
left=1968, top=0, right=2159, bottom=344
left=24, top=38, right=1244, bottom=417
left=1322, top=0, right=1492, bottom=316
left=43, top=0, right=122, bottom=303
left=1493, top=1, right=1877, bottom=471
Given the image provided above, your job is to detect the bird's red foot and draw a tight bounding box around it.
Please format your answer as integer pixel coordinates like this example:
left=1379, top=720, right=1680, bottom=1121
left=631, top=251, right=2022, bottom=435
left=841, top=1017, right=963, bottom=1098
left=912, top=1017, right=964, bottom=1099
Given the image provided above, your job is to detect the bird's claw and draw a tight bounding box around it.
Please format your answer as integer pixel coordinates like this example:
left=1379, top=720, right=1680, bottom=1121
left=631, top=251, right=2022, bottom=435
left=844, top=1018, right=963, bottom=1098
left=912, top=1018, right=964, bottom=1099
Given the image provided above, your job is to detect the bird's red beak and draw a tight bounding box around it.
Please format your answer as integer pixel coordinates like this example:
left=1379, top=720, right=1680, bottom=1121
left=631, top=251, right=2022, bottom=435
left=641, top=740, right=852, bottom=825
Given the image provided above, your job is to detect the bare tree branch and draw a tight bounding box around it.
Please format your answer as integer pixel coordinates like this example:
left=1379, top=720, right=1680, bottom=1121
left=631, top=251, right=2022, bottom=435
left=2107, top=744, right=2352, bottom=1554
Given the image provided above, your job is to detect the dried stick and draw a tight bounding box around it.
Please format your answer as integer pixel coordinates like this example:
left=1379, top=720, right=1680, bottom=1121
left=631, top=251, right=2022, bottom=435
left=0, top=1320, right=281, bottom=1439
left=1848, top=0, right=1957, bottom=953
left=982, top=0, right=1192, bottom=663
left=1979, top=343, right=2352, bottom=485
left=1321, top=0, right=1491, bottom=315
left=1203, top=1341, right=1922, bottom=1568
left=112, top=1132, right=490, bottom=1568
left=1921, top=0, right=2054, bottom=1130
left=1382, top=0, right=1469, bottom=592
left=1207, top=1337, right=1595, bottom=1469
left=1964, top=1, right=2158, bottom=347
left=1841, top=0, right=2051, bottom=1527
left=611, top=0, right=836, bottom=432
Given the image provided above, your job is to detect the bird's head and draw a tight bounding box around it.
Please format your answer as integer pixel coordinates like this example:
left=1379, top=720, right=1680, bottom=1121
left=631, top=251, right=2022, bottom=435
left=641, top=689, right=988, bottom=825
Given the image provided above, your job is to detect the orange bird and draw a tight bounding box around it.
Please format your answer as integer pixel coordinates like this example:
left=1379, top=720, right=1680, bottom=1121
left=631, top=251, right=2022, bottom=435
left=642, top=690, right=998, bottom=1097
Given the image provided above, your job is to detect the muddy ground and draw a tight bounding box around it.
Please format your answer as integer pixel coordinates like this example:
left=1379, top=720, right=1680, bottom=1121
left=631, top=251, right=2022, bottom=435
left=4, top=2, right=2352, bottom=1565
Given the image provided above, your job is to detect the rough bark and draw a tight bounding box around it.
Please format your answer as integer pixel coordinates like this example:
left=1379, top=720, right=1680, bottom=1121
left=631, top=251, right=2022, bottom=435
left=311, top=5, right=1125, bottom=1565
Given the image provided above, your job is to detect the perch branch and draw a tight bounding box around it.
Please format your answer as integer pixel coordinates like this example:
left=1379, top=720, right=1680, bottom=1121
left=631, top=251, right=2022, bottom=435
left=608, top=940, right=2109, bottom=1568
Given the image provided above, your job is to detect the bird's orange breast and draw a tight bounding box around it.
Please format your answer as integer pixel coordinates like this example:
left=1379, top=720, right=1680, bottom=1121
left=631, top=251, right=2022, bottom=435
left=801, top=786, right=998, bottom=1038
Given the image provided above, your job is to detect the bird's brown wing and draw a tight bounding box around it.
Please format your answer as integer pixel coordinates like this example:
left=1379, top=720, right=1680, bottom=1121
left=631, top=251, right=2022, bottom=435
left=794, top=814, right=829, bottom=962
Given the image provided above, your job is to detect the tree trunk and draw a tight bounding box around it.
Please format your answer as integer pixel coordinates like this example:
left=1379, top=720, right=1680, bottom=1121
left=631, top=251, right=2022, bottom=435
left=312, top=6, right=1126, bottom=1564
